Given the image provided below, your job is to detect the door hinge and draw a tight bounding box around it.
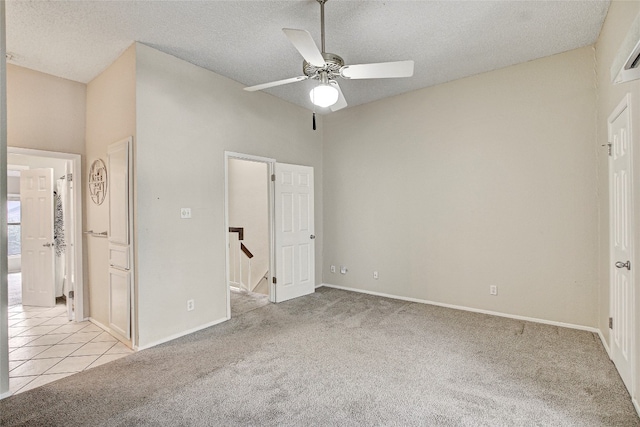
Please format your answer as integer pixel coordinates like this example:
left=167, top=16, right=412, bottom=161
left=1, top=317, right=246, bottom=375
left=602, top=143, right=612, bottom=156
left=68, top=290, right=74, bottom=299
left=609, top=317, right=613, bottom=329
left=271, top=174, right=276, bottom=182
left=272, top=277, right=277, bottom=284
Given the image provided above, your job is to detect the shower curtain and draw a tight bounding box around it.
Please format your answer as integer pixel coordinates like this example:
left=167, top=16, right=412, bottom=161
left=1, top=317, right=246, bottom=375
left=54, top=178, right=67, bottom=297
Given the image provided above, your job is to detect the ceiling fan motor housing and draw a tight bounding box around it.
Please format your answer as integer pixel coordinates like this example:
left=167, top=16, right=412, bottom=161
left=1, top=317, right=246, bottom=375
left=304, top=52, right=344, bottom=80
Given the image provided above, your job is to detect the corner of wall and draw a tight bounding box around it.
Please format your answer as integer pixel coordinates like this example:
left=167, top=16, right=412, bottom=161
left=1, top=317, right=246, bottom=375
left=85, top=42, right=137, bottom=333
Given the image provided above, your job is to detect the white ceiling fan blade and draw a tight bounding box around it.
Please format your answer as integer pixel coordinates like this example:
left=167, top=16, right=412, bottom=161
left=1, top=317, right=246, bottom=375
left=341, top=60, right=414, bottom=79
left=282, top=28, right=326, bottom=67
left=329, top=81, right=347, bottom=112
left=244, top=76, right=308, bottom=92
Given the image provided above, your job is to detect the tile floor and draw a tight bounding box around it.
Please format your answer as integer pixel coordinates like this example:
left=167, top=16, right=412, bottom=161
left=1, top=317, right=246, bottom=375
left=8, top=302, right=133, bottom=395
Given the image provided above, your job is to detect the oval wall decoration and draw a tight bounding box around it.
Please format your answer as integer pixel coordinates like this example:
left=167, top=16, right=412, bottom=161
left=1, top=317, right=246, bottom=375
left=89, top=159, right=108, bottom=205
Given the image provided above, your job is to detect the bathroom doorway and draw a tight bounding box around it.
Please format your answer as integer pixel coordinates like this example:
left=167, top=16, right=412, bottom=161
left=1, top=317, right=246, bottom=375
left=6, top=147, right=84, bottom=319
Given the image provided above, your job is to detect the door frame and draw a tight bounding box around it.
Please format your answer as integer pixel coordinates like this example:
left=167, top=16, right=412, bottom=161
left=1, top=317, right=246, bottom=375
left=7, top=147, right=85, bottom=320
left=608, top=93, right=636, bottom=398
left=224, top=151, right=276, bottom=318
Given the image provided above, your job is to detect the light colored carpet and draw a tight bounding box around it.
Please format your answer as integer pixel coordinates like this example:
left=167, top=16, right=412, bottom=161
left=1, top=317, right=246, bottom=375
left=230, top=287, right=270, bottom=316
left=1, top=287, right=638, bottom=426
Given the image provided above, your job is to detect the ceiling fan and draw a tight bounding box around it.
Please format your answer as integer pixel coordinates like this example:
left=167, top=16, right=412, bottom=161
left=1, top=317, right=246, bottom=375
left=244, top=0, right=414, bottom=113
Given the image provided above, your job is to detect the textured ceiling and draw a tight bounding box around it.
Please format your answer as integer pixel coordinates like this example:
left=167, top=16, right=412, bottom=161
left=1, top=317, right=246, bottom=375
left=5, top=0, right=610, bottom=111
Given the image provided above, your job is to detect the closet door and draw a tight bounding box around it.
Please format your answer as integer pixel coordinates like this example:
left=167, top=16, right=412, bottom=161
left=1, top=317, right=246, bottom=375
left=108, top=137, right=133, bottom=342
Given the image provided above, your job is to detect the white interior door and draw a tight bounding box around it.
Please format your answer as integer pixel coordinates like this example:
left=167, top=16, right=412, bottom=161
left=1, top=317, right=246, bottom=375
left=609, top=95, right=634, bottom=394
left=108, top=137, right=133, bottom=342
left=20, top=168, right=55, bottom=307
left=274, top=163, right=315, bottom=303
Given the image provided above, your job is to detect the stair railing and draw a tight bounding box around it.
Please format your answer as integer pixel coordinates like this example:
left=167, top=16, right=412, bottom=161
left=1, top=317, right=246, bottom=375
left=229, top=227, right=253, bottom=291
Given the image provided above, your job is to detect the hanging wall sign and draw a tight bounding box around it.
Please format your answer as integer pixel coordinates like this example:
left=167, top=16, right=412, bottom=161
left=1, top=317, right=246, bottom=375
left=89, top=159, right=108, bottom=205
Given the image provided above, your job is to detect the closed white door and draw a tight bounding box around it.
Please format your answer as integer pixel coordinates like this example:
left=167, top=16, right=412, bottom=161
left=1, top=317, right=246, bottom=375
left=609, top=95, right=634, bottom=393
left=20, top=168, right=55, bottom=307
left=274, top=163, right=315, bottom=303
left=108, top=268, right=130, bottom=338
left=108, top=137, right=133, bottom=341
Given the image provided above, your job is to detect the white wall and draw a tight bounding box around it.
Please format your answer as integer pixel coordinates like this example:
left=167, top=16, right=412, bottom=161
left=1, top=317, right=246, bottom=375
left=595, top=0, right=640, bottom=408
left=323, top=46, right=598, bottom=328
left=7, top=64, right=85, bottom=155
left=228, top=159, right=269, bottom=292
left=135, top=43, right=323, bottom=348
left=85, top=44, right=136, bottom=326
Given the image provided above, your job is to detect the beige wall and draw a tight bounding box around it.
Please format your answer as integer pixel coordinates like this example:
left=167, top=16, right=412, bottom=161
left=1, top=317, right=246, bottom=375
left=324, top=46, right=598, bottom=327
left=85, top=44, right=136, bottom=326
left=595, top=0, right=640, bottom=406
left=7, top=65, right=85, bottom=155
left=135, top=43, right=323, bottom=348
left=228, top=158, right=270, bottom=292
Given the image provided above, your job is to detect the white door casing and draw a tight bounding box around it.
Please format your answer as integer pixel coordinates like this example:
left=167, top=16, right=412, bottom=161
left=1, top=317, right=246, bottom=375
left=274, top=163, right=315, bottom=303
left=20, top=168, right=55, bottom=307
left=609, top=93, right=635, bottom=394
left=107, top=137, right=133, bottom=342
left=63, top=162, right=74, bottom=320
left=224, top=151, right=276, bottom=316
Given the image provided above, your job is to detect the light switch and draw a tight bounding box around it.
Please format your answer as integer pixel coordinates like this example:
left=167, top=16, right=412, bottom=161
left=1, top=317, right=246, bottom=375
left=181, top=208, right=192, bottom=219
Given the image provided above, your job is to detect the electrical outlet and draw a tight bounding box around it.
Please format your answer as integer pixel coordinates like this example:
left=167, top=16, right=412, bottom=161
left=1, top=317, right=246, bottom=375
left=490, top=286, right=498, bottom=296
left=373, top=271, right=379, bottom=279
left=187, top=299, right=195, bottom=311
left=330, top=265, right=336, bottom=273
left=340, top=265, right=347, bottom=274
left=181, top=208, right=192, bottom=219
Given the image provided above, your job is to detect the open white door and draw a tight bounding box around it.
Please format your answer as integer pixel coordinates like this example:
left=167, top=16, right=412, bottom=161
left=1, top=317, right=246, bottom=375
left=609, top=94, right=635, bottom=394
left=20, top=168, right=55, bottom=307
left=273, top=163, right=315, bottom=303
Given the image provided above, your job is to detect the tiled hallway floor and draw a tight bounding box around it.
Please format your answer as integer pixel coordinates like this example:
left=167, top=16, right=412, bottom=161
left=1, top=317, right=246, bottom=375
left=8, top=302, right=133, bottom=395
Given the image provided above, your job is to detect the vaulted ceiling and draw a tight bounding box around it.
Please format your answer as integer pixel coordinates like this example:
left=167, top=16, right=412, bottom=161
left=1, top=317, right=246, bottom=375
left=5, top=0, right=610, bottom=111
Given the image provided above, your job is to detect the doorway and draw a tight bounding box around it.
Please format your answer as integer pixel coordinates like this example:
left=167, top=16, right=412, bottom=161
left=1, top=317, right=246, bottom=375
left=224, top=152, right=317, bottom=318
left=225, top=153, right=274, bottom=317
left=6, top=148, right=84, bottom=320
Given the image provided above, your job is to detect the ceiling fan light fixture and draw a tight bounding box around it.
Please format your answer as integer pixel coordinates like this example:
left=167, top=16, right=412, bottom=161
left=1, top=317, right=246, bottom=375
left=244, top=0, right=413, bottom=113
left=310, top=83, right=338, bottom=107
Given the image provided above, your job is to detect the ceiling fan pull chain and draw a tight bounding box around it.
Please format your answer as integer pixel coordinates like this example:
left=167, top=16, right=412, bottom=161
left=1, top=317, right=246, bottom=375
left=312, top=87, right=317, bottom=131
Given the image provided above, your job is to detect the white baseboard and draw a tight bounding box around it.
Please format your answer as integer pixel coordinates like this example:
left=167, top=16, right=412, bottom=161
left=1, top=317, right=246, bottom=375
left=634, top=398, right=640, bottom=418
left=321, top=283, right=600, bottom=334
left=135, top=317, right=229, bottom=351
left=597, top=328, right=611, bottom=358
left=0, top=390, right=13, bottom=400
left=315, top=283, right=324, bottom=289
left=89, top=317, right=134, bottom=349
